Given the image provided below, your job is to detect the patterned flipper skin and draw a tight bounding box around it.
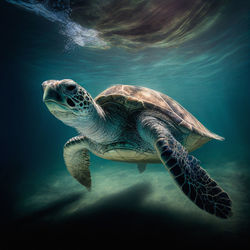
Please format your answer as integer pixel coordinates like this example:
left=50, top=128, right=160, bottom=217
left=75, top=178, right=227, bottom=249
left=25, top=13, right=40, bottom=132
left=156, top=138, right=232, bottom=219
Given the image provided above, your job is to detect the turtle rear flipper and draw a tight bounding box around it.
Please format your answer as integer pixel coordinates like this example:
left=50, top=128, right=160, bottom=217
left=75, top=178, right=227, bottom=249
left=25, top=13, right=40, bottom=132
left=64, top=136, right=91, bottom=191
left=137, top=163, right=146, bottom=173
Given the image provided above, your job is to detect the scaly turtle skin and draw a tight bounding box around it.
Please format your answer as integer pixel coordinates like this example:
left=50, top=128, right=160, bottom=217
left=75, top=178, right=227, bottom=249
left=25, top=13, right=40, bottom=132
left=42, top=79, right=232, bottom=218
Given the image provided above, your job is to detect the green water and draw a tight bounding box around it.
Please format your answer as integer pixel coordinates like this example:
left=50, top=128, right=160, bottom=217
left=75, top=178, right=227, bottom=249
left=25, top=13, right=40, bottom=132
left=1, top=0, right=250, bottom=247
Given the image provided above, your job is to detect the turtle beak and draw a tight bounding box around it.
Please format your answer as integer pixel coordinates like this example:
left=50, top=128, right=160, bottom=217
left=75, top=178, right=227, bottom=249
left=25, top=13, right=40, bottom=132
left=42, top=80, right=60, bottom=91
left=42, top=80, right=63, bottom=103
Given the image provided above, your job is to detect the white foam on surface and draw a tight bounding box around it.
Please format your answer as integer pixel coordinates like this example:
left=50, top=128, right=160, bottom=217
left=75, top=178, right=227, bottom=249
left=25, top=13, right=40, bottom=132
left=6, top=0, right=107, bottom=49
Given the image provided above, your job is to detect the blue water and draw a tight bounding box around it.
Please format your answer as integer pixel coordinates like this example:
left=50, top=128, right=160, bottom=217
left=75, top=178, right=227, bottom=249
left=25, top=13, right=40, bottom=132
left=1, top=0, right=250, bottom=247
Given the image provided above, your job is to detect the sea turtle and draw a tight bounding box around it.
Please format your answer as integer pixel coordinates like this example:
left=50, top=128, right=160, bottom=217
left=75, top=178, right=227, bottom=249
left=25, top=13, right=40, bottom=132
left=42, top=79, right=232, bottom=218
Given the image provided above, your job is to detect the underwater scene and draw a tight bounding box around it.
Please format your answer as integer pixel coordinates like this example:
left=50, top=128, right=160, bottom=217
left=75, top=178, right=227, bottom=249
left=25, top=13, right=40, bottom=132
left=1, top=0, right=250, bottom=247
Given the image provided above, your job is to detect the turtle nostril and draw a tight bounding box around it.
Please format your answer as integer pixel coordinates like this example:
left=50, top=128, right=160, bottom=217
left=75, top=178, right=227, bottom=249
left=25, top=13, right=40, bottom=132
left=66, top=98, right=75, bottom=107
left=66, top=85, right=76, bottom=91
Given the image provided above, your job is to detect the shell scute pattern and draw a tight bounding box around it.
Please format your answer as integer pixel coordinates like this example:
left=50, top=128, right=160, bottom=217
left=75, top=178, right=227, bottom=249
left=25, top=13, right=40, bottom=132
left=96, top=85, right=219, bottom=139
left=95, top=84, right=224, bottom=152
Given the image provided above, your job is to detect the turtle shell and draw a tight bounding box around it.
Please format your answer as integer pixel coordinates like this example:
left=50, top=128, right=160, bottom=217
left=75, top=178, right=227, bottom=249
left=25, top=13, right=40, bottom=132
left=95, top=85, right=224, bottom=151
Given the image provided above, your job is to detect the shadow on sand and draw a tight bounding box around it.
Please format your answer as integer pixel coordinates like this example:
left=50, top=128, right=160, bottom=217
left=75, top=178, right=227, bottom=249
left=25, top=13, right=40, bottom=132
left=4, top=182, right=249, bottom=248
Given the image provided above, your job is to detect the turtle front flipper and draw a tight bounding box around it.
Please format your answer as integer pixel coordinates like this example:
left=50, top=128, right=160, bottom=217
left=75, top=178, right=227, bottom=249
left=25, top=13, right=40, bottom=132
left=137, top=115, right=232, bottom=218
left=155, top=137, right=232, bottom=218
left=64, top=136, right=91, bottom=191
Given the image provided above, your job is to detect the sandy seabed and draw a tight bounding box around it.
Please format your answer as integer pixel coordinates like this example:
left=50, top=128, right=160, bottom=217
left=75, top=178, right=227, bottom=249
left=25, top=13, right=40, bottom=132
left=11, top=160, right=249, bottom=248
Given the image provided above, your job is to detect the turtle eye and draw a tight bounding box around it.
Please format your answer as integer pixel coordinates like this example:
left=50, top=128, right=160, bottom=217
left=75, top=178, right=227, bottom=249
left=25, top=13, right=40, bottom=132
left=66, top=98, right=75, bottom=107
left=66, top=85, right=76, bottom=91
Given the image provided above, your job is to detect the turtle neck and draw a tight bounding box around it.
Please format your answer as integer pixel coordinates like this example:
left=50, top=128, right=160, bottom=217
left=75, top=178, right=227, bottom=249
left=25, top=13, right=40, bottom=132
left=73, top=102, right=121, bottom=143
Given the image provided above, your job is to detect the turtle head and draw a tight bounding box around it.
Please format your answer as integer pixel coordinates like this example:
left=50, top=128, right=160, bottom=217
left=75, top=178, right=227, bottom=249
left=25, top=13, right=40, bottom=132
left=42, top=79, right=95, bottom=126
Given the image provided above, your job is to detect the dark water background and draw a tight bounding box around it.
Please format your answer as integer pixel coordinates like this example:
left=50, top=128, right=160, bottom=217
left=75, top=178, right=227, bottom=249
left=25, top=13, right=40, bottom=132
left=1, top=0, right=250, bottom=248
